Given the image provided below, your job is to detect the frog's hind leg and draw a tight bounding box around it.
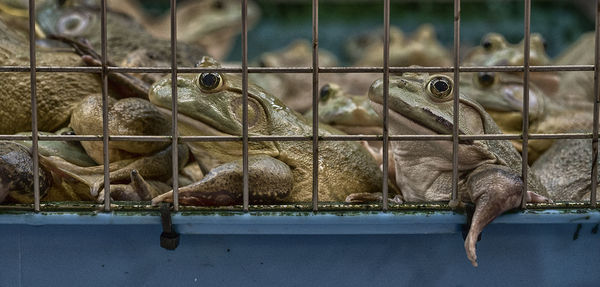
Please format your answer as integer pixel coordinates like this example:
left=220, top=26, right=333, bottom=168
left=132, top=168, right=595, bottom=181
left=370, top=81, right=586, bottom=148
left=152, top=155, right=294, bottom=206
left=464, top=164, right=524, bottom=267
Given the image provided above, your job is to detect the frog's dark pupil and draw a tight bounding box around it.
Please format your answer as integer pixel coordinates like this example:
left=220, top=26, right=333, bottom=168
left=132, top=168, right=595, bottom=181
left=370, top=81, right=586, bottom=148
left=542, top=40, right=548, bottom=51
left=319, top=84, right=331, bottom=101
left=200, top=73, right=220, bottom=89
left=65, top=17, right=80, bottom=30
left=434, top=80, right=448, bottom=93
left=482, top=41, right=492, bottom=49
left=213, top=0, right=224, bottom=9
left=478, top=72, right=495, bottom=86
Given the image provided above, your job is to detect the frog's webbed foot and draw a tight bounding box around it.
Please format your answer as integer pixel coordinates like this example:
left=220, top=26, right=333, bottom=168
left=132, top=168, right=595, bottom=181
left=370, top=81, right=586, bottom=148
left=464, top=164, right=525, bottom=267
left=97, top=170, right=162, bottom=202
left=152, top=155, right=293, bottom=206
left=345, top=192, right=403, bottom=204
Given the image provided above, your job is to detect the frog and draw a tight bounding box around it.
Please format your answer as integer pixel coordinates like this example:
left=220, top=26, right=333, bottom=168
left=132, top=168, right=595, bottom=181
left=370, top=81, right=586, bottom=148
left=103, top=0, right=261, bottom=60
left=251, top=39, right=377, bottom=113
left=460, top=71, right=593, bottom=163
left=532, top=138, right=600, bottom=202
left=0, top=16, right=103, bottom=134
left=35, top=0, right=207, bottom=82
left=304, top=83, right=382, bottom=136
left=0, top=138, right=188, bottom=203
left=349, top=24, right=452, bottom=68
left=551, top=31, right=596, bottom=104
left=462, top=32, right=562, bottom=101
left=368, top=72, right=551, bottom=266
left=149, top=56, right=388, bottom=206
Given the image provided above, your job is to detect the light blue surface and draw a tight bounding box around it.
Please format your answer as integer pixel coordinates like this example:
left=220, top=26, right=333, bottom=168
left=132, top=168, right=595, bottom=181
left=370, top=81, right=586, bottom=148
left=0, top=212, right=599, bottom=286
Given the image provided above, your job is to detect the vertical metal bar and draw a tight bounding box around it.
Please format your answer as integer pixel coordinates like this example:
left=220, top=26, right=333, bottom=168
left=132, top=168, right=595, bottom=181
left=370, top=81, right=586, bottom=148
left=312, top=0, right=319, bottom=211
left=520, top=0, right=531, bottom=208
left=170, top=0, right=179, bottom=211
left=242, top=0, right=249, bottom=212
left=382, top=0, right=390, bottom=211
left=101, top=0, right=110, bottom=211
left=28, top=0, right=39, bottom=212
left=591, top=0, right=600, bottom=207
left=451, top=0, right=461, bottom=202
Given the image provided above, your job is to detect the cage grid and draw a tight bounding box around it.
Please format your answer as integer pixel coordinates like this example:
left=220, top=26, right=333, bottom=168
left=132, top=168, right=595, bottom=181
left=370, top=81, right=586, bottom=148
left=0, top=0, right=598, bottom=213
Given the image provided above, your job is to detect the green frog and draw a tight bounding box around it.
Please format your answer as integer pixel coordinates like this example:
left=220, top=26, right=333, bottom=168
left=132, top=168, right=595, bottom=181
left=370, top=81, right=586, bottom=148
left=252, top=39, right=376, bottom=113
left=532, top=138, right=599, bottom=202
left=304, top=83, right=381, bottom=136
left=149, top=56, right=387, bottom=206
left=36, top=1, right=207, bottom=77
left=461, top=71, right=593, bottom=163
left=463, top=33, right=563, bottom=100
left=0, top=17, right=103, bottom=134
left=346, top=24, right=452, bottom=67
left=369, top=73, right=551, bottom=266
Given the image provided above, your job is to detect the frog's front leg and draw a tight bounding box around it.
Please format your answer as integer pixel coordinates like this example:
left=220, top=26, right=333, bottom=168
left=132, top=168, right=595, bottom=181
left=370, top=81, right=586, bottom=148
left=97, top=170, right=164, bottom=202
left=464, top=164, right=551, bottom=267
left=152, top=155, right=293, bottom=206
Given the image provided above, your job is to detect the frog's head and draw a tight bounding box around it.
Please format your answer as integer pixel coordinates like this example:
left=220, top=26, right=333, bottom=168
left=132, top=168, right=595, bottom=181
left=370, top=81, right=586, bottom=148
left=461, top=71, right=545, bottom=134
left=257, top=39, right=338, bottom=68
left=368, top=73, right=487, bottom=136
left=148, top=57, right=293, bottom=159
left=312, top=83, right=381, bottom=128
left=465, top=32, right=550, bottom=66
left=37, top=1, right=98, bottom=39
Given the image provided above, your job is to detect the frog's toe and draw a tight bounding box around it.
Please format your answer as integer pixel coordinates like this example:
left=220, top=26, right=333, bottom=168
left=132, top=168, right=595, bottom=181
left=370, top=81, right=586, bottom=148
left=527, top=191, right=553, bottom=203
left=345, top=192, right=382, bottom=203
left=464, top=235, right=479, bottom=267
left=151, top=191, right=173, bottom=206
left=90, top=180, right=104, bottom=197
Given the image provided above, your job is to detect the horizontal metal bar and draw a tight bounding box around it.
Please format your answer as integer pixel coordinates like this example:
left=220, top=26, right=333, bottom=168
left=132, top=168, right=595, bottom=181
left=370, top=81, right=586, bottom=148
left=0, top=133, right=593, bottom=143
left=0, top=65, right=595, bottom=74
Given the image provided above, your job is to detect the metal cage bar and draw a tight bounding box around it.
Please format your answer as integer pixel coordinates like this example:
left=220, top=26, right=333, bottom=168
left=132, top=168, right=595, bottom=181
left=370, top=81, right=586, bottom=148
left=520, top=0, right=531, bottom=208
left=101, top=0, right=110, bottom=211
left=451, top=0, right=461, bottom=202
left=28, top=0, right=39, bottom=212
left=170, top=0, right=179, bottom=211
left=592, top=0, right=600, bottom=207
left=312, top=0, right=320, bottom=211
left=382, top=0, right=390, bottom=210
left=242, top=0, right=250, bottom=212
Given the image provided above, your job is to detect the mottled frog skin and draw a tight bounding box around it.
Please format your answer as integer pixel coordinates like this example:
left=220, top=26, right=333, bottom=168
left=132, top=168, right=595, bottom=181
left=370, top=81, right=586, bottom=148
left=461, top=72, right=593, bottom=163
left=348, top=24, right=452, bottom=67
left=369, top=73, right=551, bottom=266
left=150, top=57, right=386, bottom=206
left=532, top=139, right=599, bottom=202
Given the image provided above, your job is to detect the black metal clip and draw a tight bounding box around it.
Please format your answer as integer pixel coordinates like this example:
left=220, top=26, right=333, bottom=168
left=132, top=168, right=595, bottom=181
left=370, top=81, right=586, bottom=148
left=159, top=203, right=180, bottom=250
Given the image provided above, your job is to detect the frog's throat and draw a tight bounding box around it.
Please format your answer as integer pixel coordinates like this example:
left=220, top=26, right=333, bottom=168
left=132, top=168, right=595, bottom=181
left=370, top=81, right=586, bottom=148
left=370, top=101, right=468, bottom=138
left=154, top=106, right=231, bottom=137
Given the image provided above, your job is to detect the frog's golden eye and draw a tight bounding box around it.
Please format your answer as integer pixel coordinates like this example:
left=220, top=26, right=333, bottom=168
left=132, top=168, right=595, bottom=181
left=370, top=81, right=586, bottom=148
left=57, top=11, right=91, bottom=36
left=477, top=72, right=496, bottom=87
left=427, top=76, right=453, bottom=100
left=198, top=73, right=223, bottom=91
left=319, top=84, right=332, bottom=102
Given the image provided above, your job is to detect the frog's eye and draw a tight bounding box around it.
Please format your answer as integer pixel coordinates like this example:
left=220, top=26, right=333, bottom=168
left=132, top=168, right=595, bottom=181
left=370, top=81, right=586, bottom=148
left=198, top=73, right=223, bottom=91
left=319, top=84, right=332, bottom=102
left=427, top=76, right=453, bottom=100
left=477, top=72, right=496, bottom=87
left=57, top=11, right=91, bottom=36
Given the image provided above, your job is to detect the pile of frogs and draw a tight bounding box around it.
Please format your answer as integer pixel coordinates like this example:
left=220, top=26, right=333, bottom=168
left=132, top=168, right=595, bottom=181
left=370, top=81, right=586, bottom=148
left=0, top=0, right=597, bottom=266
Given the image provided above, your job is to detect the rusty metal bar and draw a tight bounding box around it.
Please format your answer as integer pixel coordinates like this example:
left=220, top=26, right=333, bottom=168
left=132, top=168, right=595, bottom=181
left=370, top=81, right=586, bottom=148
left=382, top=0, right=390, bottom=211
left=521, top=0, right=531, bottom=208
left=101, top=0, right=110, bottom=211
left=170, top=0, right=179, bottom=212
left=28, top=0, right=39, bottom=212
left=591, top=0, right=600, bottom=207
left=312, top=0, right=320, bottom=211
left=242, top=0, right=250, bottom=212
left=451, top=0, right=461, bottom=202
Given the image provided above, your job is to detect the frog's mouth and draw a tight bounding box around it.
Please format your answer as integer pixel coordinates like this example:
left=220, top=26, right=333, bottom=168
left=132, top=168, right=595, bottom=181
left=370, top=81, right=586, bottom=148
left=154, top=106, right=231, bottom=137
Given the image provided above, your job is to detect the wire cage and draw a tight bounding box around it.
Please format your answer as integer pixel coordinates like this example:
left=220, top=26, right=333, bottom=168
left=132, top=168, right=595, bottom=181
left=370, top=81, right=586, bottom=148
left=0, top=0, right=600, bottom=285
left=0, top=0, right=597, bottom=213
